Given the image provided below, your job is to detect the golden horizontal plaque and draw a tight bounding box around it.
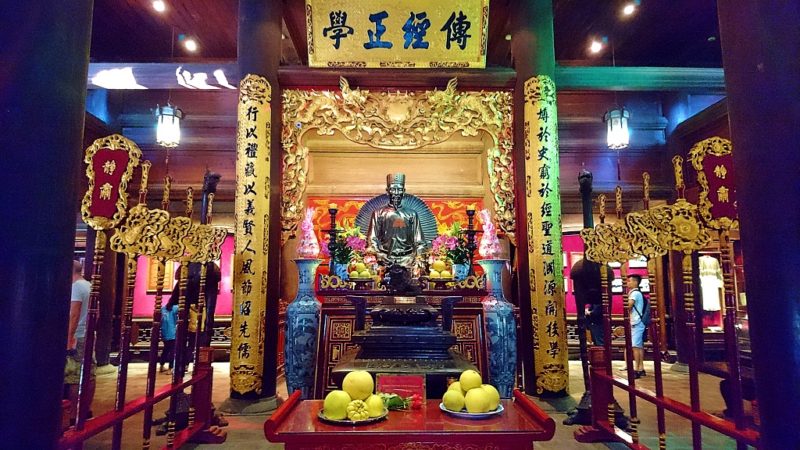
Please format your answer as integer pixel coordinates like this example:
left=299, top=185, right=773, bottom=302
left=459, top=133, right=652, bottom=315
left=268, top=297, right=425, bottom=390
left=306, top=0, right=488, bottom=69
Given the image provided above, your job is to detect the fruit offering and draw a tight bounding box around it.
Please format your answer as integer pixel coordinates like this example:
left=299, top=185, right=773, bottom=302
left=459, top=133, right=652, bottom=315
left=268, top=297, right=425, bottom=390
left=346, top=399, right=369, bottom=421
left=342, top=370, right=374, bottom=400
left=322, top=390, right=351, bottom=420
left=321, top=371, right=384, bottom=423
left=441, top=370, right=502, bottom=415
left=350, top=262, right=372, bottom=279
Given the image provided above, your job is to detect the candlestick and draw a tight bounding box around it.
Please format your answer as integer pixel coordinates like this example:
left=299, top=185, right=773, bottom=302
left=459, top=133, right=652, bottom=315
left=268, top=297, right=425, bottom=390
left=615, top=185, right=623, bottom=219
left=642, top=172, right=651, bottom=209
left=465, top=207, right=478, bottom=276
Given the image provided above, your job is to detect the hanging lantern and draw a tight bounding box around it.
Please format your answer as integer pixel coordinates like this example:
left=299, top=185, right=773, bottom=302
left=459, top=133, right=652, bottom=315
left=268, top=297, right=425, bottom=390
left=155, top=104, right=184, bottom=148
left=604, top=107, right=630, bottom=149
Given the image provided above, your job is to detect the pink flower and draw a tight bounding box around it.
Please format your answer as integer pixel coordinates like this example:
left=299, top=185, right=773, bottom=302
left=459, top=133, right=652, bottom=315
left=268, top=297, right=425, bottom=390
left=346, top=236, right=367, bottom=252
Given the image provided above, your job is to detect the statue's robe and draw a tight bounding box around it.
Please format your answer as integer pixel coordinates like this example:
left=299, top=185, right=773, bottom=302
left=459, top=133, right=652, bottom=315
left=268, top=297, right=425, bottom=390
left=366, top=205, right=426, bottom=271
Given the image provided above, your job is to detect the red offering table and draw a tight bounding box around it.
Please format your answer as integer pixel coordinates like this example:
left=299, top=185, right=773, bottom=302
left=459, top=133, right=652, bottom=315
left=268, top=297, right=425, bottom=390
left=265, top=390, right=556, bottom=449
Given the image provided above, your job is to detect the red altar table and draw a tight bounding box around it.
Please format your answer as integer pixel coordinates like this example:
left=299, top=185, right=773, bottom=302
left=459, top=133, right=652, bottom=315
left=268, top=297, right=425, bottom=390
left=265, top=389, right=556, bottom=449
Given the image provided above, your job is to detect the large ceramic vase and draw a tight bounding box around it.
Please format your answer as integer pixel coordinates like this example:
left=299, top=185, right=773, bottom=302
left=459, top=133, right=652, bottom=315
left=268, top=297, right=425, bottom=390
left=479, top=258, right=517, bottom=397
left=285, top=258, right=322, bottom=398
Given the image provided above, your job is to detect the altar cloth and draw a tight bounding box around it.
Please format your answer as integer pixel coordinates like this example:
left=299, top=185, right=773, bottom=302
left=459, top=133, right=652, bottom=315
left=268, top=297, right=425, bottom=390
left=265, top=389, right=556, bottom=449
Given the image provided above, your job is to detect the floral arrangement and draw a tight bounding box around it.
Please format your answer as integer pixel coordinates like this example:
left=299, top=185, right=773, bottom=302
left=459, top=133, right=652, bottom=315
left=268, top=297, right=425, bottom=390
left=379, top=392, right=423, bottom=411
left=432, top=222, right=470, bottom=265
left=322, top=219, right=367, bottom=264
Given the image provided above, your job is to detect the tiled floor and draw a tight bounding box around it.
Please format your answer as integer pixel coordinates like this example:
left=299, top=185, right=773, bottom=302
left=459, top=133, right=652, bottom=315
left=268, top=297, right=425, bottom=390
left=78, top=360, right=753, bottom=449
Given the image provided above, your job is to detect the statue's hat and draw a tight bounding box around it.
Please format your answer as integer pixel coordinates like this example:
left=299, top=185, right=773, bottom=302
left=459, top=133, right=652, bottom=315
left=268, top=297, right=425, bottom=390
left=387, top=173, right=406, bottom=186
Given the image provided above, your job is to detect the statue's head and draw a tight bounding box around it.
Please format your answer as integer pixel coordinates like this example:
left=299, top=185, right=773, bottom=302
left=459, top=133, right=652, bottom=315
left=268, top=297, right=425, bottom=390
left=386, top=173, right=406, bottom=207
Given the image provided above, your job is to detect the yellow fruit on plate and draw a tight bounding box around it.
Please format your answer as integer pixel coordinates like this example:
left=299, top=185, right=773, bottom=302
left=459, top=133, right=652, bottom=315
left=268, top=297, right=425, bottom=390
left=481, top=384, right=501, bottom=411
left=440, top=270, right=452, bottom=278
left=354, top=262, right=367, bottom=273
left=464, top=387, right=491, bottom=413
left=447, top=381, right=463, bottom=393
left=365, top=394, right=385, bottom=417
left=346, top=399, right=369, bottom=421
left=432, top=260, right=447, bottom=272
left=442, top=389, right=466, bottom=412
left=323, top=390, right=352, bottom=420
left=429, top=270, right=441, bottom=279
left=342, top=370, right=374, bottom=400
left=460, top=369, right=482, bottom=391
left=349, top=270, right=359, bottom=278
left=359, top=270, right=371, bottom=278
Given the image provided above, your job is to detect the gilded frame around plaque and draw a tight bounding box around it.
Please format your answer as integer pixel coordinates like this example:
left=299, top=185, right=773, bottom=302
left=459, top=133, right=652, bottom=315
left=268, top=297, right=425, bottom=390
left=81, top=134, right=143, bottom=230
left=687, top=136, right=738, bottom=231
left=281, top=77, right=515, bottom=243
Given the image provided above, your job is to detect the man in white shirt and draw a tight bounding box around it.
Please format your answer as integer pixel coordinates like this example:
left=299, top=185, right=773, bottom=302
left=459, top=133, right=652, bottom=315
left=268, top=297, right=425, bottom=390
left=65, top=260, right=94, bottom=424
left=627, top=274, right=646, bottom=378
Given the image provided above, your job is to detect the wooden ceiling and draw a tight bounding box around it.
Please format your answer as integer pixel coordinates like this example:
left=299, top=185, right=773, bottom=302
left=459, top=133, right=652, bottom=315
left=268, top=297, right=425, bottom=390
left=91, top=0, right=722, bottom=67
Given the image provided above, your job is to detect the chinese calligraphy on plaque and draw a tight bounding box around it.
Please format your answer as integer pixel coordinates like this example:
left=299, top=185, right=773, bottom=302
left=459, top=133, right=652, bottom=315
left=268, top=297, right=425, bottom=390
left=306, top=0, right=489, bottom=68
left=523, top=75, right=568, bottom=394
left=231, top=74, right=272, bottom=395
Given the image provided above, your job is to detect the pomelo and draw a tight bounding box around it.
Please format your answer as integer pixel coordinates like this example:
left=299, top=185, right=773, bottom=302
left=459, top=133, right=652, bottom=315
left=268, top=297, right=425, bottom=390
left=354, top=262, right=367, bottom=272
left=459, top=369, right=482, bottom=391
left=432, top=260, right=447, bottom=272
left=481, top=384, right=501, bottom=410
left=464, top=387, right=491, bottom=413
left=342, top=370, right=374, bottom=400
left=349, top=270, right=359, bottom=278
left=442, top=389, right=466, bottom=412
left=323, top=390, right=351, bottom=420
left=365, top=394, right=385, bottom=417
left=359, top=270, right=371, bottom=278
left=440, top=270, right=452, bottom=278
left=448, top=381, right=463, bottom=393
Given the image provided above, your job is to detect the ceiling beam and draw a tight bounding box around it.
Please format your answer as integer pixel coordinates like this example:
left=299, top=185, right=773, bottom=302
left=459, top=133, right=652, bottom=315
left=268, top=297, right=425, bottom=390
left=87, top=62, right=725, bottom=92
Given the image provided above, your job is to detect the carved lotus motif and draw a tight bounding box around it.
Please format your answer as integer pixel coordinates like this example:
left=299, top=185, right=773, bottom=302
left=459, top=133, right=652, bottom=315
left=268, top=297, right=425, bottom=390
left=670, top=215, right=699, bottom=241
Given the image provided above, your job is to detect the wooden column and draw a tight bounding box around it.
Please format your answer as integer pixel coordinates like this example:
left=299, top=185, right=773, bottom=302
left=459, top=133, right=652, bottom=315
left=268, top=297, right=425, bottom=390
left=509, top=0, right=568, bottom=397
left=0, top=1, right=94, bottom=447
left=717, top=2, right=800, bottom=449
left=223, top=0, right=283, bottom=410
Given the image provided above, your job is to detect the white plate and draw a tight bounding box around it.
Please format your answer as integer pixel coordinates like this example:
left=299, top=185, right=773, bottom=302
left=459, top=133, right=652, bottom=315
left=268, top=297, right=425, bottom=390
left=439, top=402, right=504, bottom=419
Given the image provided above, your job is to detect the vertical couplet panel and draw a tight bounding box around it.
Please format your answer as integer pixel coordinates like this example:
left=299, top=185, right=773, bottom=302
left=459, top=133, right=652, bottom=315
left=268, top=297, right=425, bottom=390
left=231, top=75, right=272, bottom=396
left=523, top=75, right=568, bottom=395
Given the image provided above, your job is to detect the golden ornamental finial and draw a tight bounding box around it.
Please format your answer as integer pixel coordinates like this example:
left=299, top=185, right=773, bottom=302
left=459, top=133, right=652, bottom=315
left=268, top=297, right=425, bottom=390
left=186, top=187, right=194, bottom=219
left=598, top=194, right=607, bottom=224
left=642, top=172, right=651, bottom=204
left=672, top=155, right=685, bottom=193
left=615, top=186, right=623, bottom=218
left=161, top=176, right=172, bottom=210
left=207, top=192, right=215, bottom=224
left=140, top=161, right=151, bottom=193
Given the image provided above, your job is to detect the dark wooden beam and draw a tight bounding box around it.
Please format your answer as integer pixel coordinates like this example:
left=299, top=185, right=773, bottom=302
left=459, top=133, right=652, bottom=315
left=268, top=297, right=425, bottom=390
left=88, top=62, right=726, bottom=92
left=282, top=0, right=308, bottom=65
left=486, top=0, right=511, bottom=67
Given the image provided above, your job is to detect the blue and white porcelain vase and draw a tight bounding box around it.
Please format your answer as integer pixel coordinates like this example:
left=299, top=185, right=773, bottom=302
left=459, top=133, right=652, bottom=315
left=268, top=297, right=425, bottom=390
left=452, top=263, right=469, bottom=281
left=479, top=258, right=517, bottom=397
left=285, top=258, right=322, bottom=398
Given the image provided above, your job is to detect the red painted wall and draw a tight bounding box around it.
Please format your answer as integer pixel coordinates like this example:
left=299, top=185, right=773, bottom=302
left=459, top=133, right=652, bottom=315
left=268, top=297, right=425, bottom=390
left=132, top=234, right=234, bottom=318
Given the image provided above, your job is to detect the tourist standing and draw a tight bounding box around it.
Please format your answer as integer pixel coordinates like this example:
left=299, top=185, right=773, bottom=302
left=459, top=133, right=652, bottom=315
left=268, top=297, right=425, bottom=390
left=160, top=294, right=179, bottom=373
left=627, top=274, right=646, bottom=378
left=65, top=260, right=95, bottom=424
